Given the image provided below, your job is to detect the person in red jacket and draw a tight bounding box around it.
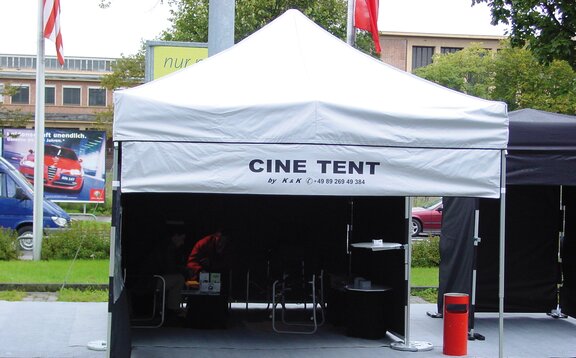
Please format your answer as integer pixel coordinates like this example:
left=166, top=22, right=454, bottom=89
left=186, top=231, right=231, bottom=283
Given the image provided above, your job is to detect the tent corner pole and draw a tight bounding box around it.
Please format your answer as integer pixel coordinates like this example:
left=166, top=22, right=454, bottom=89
left=498, top=150, right=507, bottom=358
left=390, top=197, right=433, bottom=352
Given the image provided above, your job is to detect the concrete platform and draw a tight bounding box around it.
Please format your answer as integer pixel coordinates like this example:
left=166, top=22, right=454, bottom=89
left=0, top=300, right=575, bottom=357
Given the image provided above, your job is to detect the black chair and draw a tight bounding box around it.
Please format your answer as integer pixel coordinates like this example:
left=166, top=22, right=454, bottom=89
left=126, top=274, right=166, bottom=328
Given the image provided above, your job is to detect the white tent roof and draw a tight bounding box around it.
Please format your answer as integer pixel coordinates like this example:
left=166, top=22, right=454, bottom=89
left=113, top=9, right=508, bottom=198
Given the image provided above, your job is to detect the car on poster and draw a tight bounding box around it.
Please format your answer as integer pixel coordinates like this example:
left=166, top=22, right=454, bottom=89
left=19, top=144, right=85, bottom=192
left=1, top=128, right=107, bottom=203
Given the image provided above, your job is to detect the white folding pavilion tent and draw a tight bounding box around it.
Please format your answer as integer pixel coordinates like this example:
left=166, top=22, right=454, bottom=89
left=110, top=10, right=508, bottom=357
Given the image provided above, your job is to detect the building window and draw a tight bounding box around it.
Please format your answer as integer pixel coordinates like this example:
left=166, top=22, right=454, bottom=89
left=45, top=86, right=55, bottom=105
left=0, top=83, right=4, bottom=104
left=11, top=84, right=30, bottom=104
left=63, top=87, right=81, bottom=105
left=89, top=88, right=106, bottom=106
left=441, top=47, right=463, bottom=54
left=412, top=46, right=435, bottom=70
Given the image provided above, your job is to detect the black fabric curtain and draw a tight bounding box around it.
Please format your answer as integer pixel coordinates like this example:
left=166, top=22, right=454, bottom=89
left=476, top=186, right=560, bottom=312
left=109, top=287, right=132, bottom=358
left=437, top=197, right=477, bottom=313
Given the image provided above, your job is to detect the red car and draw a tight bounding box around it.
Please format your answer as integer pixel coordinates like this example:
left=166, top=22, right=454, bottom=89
left=19, top=144, right=84, bottom=192
left=411, top=200, right=443, bottom=236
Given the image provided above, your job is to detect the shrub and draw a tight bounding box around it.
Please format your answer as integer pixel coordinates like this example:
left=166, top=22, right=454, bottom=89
left=0, top=228, right=18, bottom=260
left=411, top=235, right=440, bottom=267
left=42, top=221, right=110, bottom=260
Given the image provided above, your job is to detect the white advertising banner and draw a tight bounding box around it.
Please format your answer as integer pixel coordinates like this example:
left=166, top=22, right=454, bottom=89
left=121, top=142, right=502, bottom=198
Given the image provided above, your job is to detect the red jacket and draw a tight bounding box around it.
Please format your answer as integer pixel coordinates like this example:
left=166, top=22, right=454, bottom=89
left=186, top=232, right=229, bottom=280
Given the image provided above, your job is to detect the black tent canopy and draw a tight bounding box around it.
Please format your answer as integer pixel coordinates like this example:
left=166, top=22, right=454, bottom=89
left=507, top=108, right=576, bottom=185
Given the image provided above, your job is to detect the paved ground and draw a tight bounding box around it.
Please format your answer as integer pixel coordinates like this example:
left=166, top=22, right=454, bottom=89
left=2, top=300, right=574, bottom=358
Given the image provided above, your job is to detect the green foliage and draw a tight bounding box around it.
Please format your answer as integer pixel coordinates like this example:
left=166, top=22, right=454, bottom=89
left=58, top=288, right=108, bottom=302
left=162, top=0, right=377, bottom=55
left=415, top=42, right=576, bottom=115
left=0, top=85, right=33, bottom=129
left=473, top=0, right=576, bottom=70
left=0, top=291, right=27, bottom=301
left=0, top=228, right=18, bottom=261
left=414, top=44, right=495, bottom=98
left=492, top=46, right=576, bottom=113
left=411, top=236, right=440, bottom=268
left=42, top=221, right=111, bottom=260
left=413, top=197, right=441, bottom=208
left=412, top=287, right=438, bottom=303
left=100, top=49, right=146, bottom=90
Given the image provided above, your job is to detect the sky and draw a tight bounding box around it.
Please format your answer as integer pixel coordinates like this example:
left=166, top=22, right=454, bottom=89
left=0, top=0, right=508, bottom=59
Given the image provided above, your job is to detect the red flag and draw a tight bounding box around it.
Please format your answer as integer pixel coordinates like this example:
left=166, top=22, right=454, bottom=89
left=354, top=0, right=381, bottom=54
left=43, top=0, right=64, bottom=66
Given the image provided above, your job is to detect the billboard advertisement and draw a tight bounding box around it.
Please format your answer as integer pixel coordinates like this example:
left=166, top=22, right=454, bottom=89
left=145, top=40, right=208, bottom=81
left=2, top=128, right=107, bottom=203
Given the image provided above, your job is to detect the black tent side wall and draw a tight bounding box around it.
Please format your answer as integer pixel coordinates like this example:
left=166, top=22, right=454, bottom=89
left=437, top=197, right=477, bottom=313
left=109, top=143, right=131, bottom=358
left=476, top=186, right=560, bottom=312
left=351, top=197, right=406, bottom=336
left=561, top=186, right=576, bottom=317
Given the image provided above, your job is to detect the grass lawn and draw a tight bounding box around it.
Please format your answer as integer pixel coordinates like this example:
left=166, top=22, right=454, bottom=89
left=0, top=260, right=439, bottom=287
left=0, top=259, right=108, bottom=284
left=0, top=260, right=439, bottom=302
left=411, top=267, right=439, bottom=287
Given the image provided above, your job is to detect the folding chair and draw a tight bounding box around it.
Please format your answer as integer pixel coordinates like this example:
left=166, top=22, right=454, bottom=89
left=271, top=265, right=325, bottom=334
left=127, top=275, right=166, bottom=328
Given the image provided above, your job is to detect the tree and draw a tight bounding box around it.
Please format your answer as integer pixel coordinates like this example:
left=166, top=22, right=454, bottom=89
left=414, top=44, right=495, bottom=98
left=414, top=42, right=576, bottom=114
left=0, top=85, right=33, bottom=130
left=162, top=0, right=373, bottom=52
left=97, top=48, right=146, bottom=134
left=492, top=45, right=576, bottom=113
left=472, top=0, right=576, bottom=69
left=100, top=49, right=145, bottom=91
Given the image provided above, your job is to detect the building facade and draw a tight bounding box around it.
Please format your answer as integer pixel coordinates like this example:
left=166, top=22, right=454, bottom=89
left=0, top=54, right=115, bottom=130
left=379, top=32, right=505, bottom=72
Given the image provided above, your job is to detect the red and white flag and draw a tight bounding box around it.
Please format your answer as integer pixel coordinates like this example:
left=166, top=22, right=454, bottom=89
left=354, top=0, right=381, bottom=54
left=43, top=0, right=64, bottom=66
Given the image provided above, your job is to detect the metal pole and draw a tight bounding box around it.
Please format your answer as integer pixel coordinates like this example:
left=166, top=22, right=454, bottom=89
left=208, top=0, right=235, bottom=56
left=498, top=151, right=507, bottom=358
left=346, top=0, right=355, bottom=46
left=468, top=208, right=485, bottom=340
left=33, top=0, right=46, bottom=261
left=390, top=197, right=433, bottom=352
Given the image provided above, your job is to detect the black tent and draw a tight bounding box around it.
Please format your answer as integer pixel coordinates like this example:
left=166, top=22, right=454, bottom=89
left=440, top=109, right=576, bottom=320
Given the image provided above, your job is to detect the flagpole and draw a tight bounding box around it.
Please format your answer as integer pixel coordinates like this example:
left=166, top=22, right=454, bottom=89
left=33, top=0, right=46, bottom=261
left=346, top=0, right=355, bottom=46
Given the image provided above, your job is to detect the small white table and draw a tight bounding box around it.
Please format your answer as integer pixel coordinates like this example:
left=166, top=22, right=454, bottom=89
left=345, top=284, right=391, bottom=292
left=351, top=242, right=403, bottom=251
